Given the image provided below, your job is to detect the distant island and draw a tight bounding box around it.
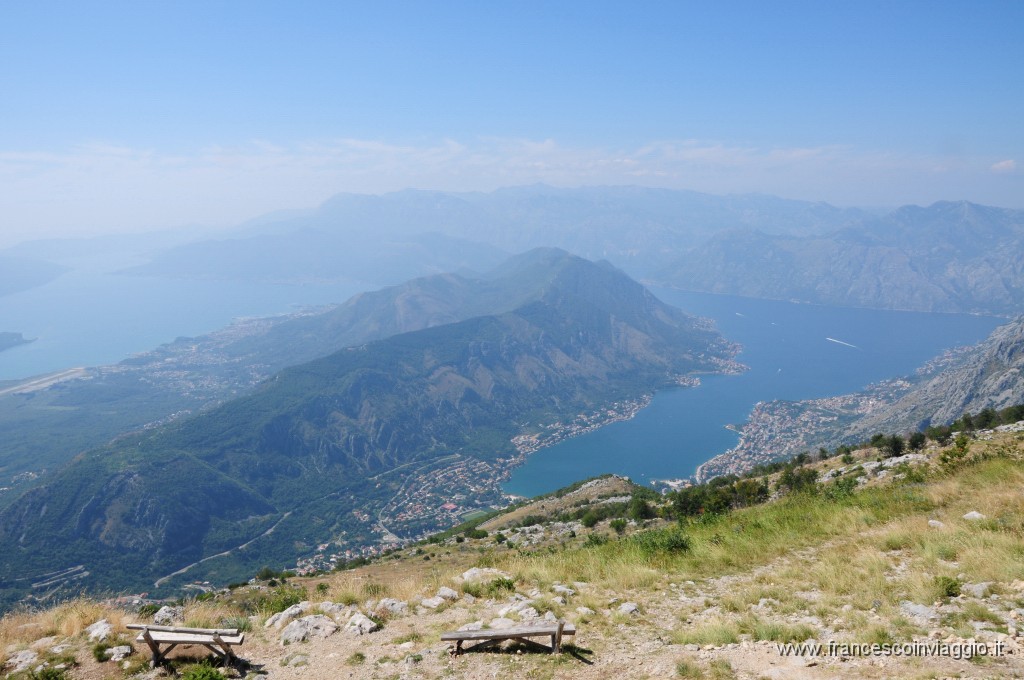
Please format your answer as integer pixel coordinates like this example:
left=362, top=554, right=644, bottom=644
left=0, top=332, right=32, bottom=353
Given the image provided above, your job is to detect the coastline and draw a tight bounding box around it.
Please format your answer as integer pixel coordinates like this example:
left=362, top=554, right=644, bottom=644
left=693, top=377, right=913, bottom=482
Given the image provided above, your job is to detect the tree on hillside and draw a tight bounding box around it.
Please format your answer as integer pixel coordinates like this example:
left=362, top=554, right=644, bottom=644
left=882, top=434, right=905, bottom=458
left=778, top=466, right=818, bottom=494
left=908, top=431, right=927, bottom=451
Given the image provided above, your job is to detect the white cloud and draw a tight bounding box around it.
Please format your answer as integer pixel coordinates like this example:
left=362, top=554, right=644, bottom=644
left=0, top=137, right=1020, bottom=246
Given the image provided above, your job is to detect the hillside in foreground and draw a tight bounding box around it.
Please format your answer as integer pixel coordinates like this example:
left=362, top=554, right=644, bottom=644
left=3, top=424, right=1022, bottom=679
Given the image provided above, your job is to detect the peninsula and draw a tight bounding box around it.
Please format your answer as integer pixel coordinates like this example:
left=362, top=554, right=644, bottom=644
left=0, top=332, right=32, bottom=354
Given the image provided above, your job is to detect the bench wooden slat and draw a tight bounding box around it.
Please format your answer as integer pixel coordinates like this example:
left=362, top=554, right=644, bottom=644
left=127, top=624, right=239, bottom=636
left=441, top=624, right=575, bottom=641
left=134, top=631, right=245, bottom=645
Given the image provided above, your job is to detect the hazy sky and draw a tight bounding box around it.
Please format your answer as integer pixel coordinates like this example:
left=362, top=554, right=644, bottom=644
left=1, top=1, right=1022, bottom=245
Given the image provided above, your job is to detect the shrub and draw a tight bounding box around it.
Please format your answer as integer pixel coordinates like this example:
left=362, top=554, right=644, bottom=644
left=220, top=616, right=252, bottom=632
left=463, top=576, right=516, bottom=598
left=362, top=582, right=388, bottom=598
left=91, top=642, right=111, bottom=662
left=346, top=651, right=366, bottom=665
left=179, top=663, right=225, bottom=680
left=137, top=603, right=161, bottom=617
left=29, top=669, right=70, bottom=680
left=935, top=575, right=961, bottom=599
left=610, top=518, right=628, bottom=535
left=823, top=477, right=857, bottom=500
left=630, top=527, right=690, bottom=556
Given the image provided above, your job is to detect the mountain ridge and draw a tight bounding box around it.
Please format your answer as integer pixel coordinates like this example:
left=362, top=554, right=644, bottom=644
left=0, top=249, right=736, bottom=608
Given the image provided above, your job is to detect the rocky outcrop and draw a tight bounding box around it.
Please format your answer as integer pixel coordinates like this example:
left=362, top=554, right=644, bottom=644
left=847, top=316, right=1024, bottom=436
left=280, top=615, right=338, bottom=644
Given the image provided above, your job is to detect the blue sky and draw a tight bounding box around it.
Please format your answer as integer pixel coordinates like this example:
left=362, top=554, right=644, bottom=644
left=1, top=1, right=1021, bottom=242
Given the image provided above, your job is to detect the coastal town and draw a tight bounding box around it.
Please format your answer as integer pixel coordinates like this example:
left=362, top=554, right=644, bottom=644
left=694, top=377, right=915, bottom=481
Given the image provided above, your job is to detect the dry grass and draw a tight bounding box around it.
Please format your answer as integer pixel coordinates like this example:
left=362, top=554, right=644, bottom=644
left=0, top=598, right=132, bottom=666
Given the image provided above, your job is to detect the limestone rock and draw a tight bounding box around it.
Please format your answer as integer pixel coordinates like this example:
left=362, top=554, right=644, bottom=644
left=899, top=601, right=937, bottom=622
left=86, top=619, right=113, bottom=642
left=460, top=567, right=511, bottom=582
left=153, top=605, right=184, bottom=626
left=344, top=613, right=380, bottom=636
left=375, top=598, right=409, bottom=616
left=618, top=602, right=640, bottom=616
left=282, top=653, right=309, bottom=667
left=489, top=617, right=516, bottom=629
left=552, top=584, right=576, bottom=597
left=29, top=636, right=58, bottom=651
left=4, top=650, right=38, bottom=672
left=280, top=615, right=338, bottom=644
left=420, top=596, right=445, bottom=609
left=928, top=519, right=945, bottom=529
left=437, top=586, right=459, bottom=601
left=107, top=645, right=133, bottom=662
left=458, top=621, right=484, bottom=632
left=318, top=602, right=353, bottom=619
left=576, top=606, right=595, bottom=616
left=963, top=511, right=986, bottom=521
left=963, top=582, right=993, bottom=598
left=265, top=602, right=312, bottom=629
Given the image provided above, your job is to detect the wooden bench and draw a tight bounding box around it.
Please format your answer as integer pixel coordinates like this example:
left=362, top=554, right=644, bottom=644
left=126, top=624, right=244, bottom=667
left=441, top=620, right=575, bottom=655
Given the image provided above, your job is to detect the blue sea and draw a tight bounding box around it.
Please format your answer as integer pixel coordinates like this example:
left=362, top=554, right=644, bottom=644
left=0, top=254, right=362, bottom=381
left=502, top=289, right=1002, bottom=496
left=0, top=261, right=1004, bottom=498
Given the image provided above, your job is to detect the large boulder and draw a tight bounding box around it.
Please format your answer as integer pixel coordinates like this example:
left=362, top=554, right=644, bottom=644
left=4, top=650, right=38, bottom=673
left=265, top=602, right=312, bottom=629
left=280, top=615, right=338, bottom=645
left=86, top=619, right=113, bottom=642
left=375, top=598, right=409, bottom=617
left=153, top=606, right=184, bottom=626
left=460, top=568, right=511, bottom=583
left=437, top=586, right=459, bottom=601
left=344, top=613, right=380, bottom=636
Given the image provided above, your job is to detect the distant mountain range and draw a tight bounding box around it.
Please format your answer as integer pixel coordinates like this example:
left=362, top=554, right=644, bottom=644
left=663, top=201, right=1024, bottom=314
left=0, top=249, right=737, bottom=608
left=0, top=254, right=67, bottom=297
left=122, top=186, right=1024, bottom=315
left=122, top=185, right=869, bottom=286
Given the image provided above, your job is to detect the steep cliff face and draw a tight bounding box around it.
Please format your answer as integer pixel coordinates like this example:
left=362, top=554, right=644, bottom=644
left=848, top=316, right=1024, bottom=436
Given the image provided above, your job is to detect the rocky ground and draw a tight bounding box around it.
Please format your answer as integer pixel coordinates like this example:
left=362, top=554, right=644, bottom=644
left=4, top=430, right=1024, bottom=679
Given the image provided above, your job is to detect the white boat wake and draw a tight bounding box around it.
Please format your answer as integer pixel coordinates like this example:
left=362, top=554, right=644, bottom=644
left=825, top=337, right=859, bottom=349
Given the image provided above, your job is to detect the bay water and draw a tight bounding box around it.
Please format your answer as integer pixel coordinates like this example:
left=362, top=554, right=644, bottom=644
left=502, top=289, right=1002, bottom=496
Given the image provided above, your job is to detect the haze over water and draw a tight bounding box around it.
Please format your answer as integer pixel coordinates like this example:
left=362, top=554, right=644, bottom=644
left=503, top=289, right=1002, bottom=497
